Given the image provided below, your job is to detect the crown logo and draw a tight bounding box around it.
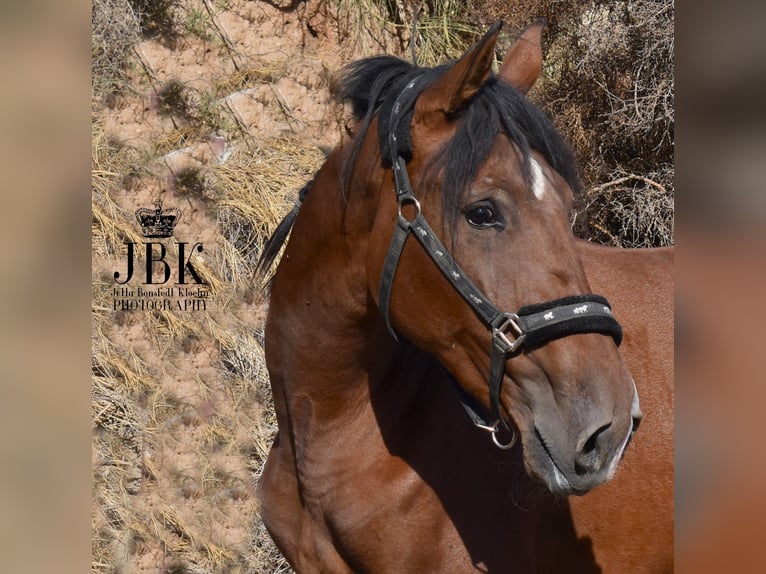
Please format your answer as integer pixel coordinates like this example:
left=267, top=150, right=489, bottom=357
left=135, top=199, right=182, bottom=238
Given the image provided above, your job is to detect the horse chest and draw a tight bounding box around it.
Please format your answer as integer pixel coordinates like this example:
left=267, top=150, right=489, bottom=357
left=302, top=460, right=537, bottom=573
left=285, top=413, right=540, bottom=572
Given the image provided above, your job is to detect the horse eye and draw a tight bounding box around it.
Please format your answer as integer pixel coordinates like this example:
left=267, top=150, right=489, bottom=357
left=466, top=204, right=498, bottom=228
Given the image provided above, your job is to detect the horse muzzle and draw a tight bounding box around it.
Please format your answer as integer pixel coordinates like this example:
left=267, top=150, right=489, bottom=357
left=521, top=379, right=642, bottom=496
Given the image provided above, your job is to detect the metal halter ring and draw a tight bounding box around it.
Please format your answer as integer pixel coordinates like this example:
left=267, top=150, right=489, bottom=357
left=397, top=195, right=421, bottom=222
left=492, top=429, right=519, bottom=450
left=473, top=419, right=518, bottom=450
left=492, top=425, right=518, bottom=450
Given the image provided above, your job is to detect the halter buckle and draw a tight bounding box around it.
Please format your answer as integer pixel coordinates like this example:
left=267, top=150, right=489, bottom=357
left=492, top=313, right=527, bottom=354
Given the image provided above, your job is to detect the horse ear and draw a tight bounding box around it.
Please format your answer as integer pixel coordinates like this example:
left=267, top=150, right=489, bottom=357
left=498, top=19, right=545, bottom=94
left=415, top=21, right=503, bottom=119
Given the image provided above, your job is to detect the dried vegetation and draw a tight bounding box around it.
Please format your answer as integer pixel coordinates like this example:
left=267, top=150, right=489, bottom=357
left=472, top=0, right=674, bottom=246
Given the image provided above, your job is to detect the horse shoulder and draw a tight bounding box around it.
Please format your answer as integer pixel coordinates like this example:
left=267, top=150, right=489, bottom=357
left=577, top=240, right=674, bottom=390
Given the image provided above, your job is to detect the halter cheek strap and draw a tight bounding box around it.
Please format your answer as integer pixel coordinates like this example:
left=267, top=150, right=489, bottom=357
left=378, top=76, right=623, bottom=448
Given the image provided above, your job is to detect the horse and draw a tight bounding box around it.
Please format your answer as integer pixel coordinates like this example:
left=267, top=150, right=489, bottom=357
left=256, top=21, right=673, bottom=573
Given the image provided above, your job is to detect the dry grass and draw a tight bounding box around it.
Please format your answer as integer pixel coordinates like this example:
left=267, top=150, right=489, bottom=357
left=92, top=0, right=141, bottom=99
left=129, top=0, right=183, bottom=40
left=212, top=61, right=290, bottom=96
left=573, top=166, right=674, bottom=247
left=214, top=137, right=324, bottom=294
left=405, top=0, right=482, bottom=66
left=348, top=0, right=481, bottom=66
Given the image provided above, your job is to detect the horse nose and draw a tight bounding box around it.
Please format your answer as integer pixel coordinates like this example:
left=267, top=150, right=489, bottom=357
left=574, top=421, right=613, bottom=475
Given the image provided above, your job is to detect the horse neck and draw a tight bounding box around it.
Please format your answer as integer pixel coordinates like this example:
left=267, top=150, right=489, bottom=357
left=266, top=145, right=397, bottom=400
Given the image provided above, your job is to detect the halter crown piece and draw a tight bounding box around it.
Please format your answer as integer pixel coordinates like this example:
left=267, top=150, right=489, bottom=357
left=377, top=76, right=623, bottom=450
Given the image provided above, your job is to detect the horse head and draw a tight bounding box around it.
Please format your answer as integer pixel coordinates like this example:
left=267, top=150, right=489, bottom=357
left=341, top=22, right=642, bottom=495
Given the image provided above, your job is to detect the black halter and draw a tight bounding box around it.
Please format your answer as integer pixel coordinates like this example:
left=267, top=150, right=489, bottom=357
left=377, top=76, right=623, bottom=449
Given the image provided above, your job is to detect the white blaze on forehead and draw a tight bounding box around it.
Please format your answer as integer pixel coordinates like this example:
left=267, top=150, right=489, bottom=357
left=529, top=157, right=546, bottom=199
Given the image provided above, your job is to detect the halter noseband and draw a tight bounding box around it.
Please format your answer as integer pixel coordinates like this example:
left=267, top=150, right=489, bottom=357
left=377, top=76, right=623, bottom=449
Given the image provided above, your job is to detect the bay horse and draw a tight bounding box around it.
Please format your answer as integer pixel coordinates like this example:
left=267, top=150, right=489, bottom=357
left=257, top=21, right=673, bottom=573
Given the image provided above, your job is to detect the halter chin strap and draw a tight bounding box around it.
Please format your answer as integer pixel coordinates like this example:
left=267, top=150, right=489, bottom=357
left=378, top=76, right=623, bottom=448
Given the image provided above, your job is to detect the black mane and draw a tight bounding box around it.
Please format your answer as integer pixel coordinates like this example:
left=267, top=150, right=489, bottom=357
left=337, top=54, right=582, bottom=226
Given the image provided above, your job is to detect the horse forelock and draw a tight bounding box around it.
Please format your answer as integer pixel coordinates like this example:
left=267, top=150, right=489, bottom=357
left=337, top=56, right=582, bottom=229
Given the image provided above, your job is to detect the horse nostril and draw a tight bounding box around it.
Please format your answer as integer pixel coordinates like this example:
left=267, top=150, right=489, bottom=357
left=582, top=422, right=612, bottom=454
left=576, top=422, right=612, bottom=474
left=631, top=415, right=642, bottom=433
